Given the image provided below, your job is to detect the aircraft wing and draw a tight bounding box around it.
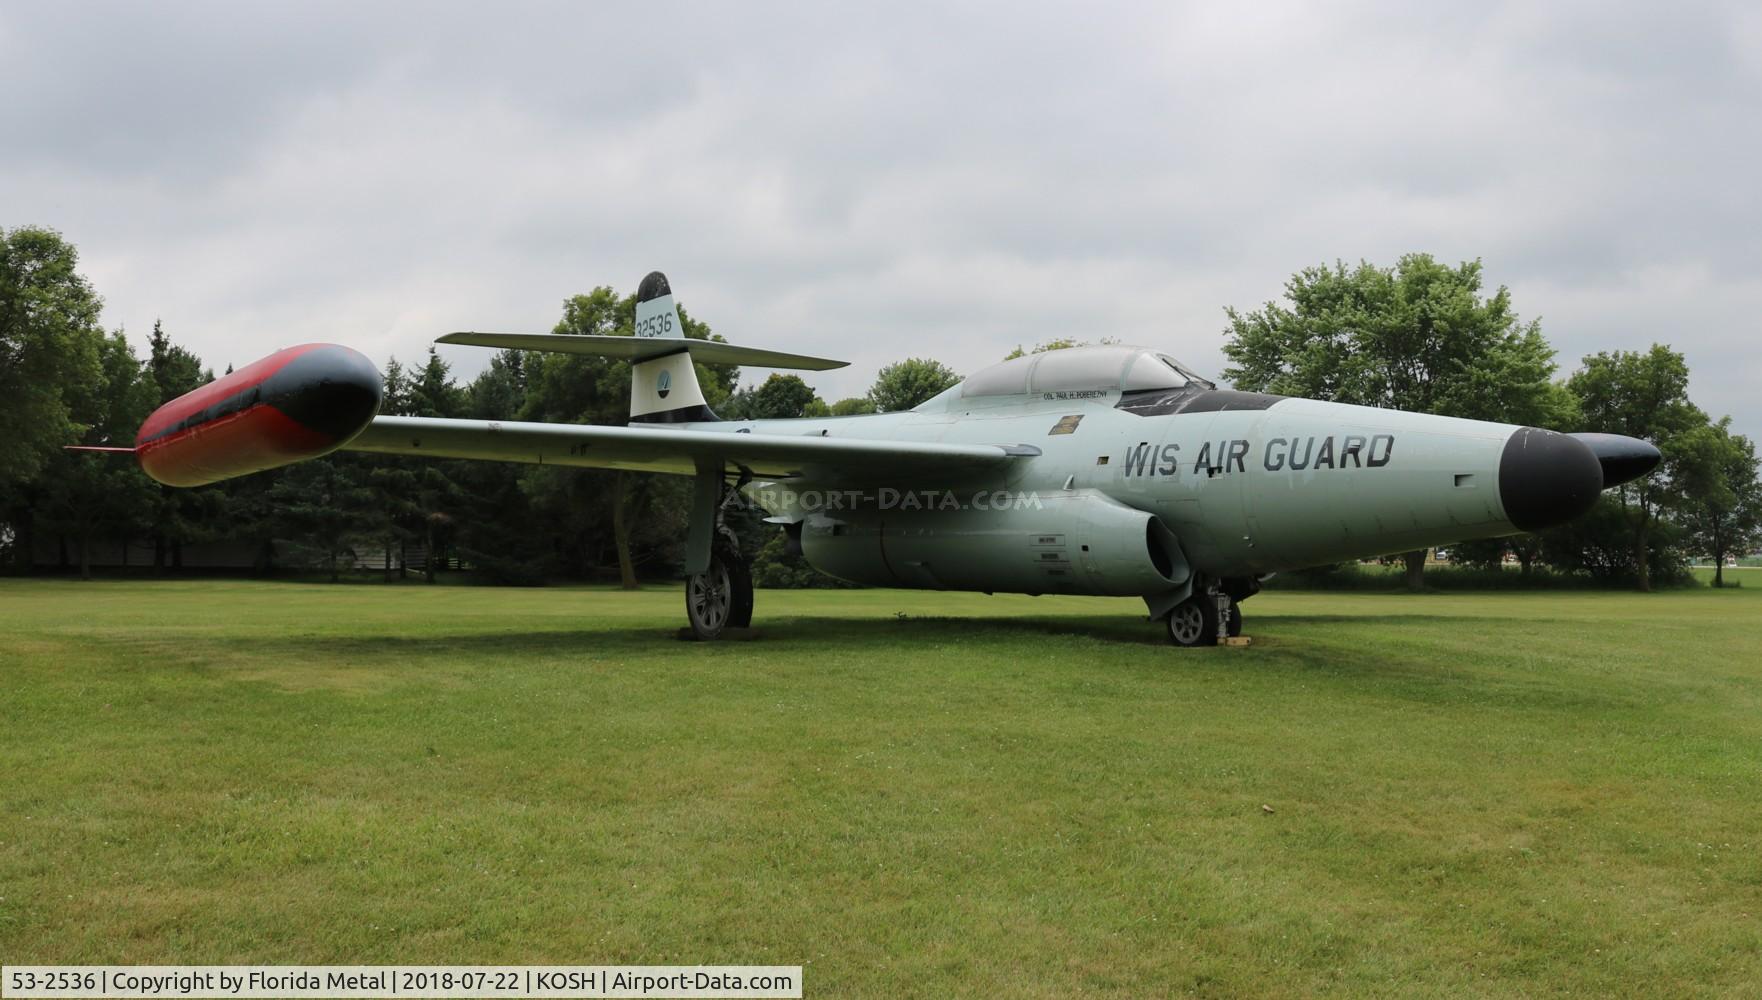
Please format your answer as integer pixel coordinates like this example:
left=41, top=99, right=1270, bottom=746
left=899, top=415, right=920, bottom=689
left=344, top=416, right=1039, bottom=482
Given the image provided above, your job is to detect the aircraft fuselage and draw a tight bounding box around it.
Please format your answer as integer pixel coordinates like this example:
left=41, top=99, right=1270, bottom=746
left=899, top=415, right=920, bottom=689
left=707, top=389, right=1597, bottom=584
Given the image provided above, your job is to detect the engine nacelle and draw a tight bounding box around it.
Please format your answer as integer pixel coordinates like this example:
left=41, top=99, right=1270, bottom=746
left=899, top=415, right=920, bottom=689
left=798, top=490, right=1189, bottom=596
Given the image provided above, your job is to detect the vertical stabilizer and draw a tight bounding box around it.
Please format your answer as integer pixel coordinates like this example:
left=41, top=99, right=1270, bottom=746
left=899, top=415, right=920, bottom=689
left=629, top=271, right=715, bottom=423
left=634, top=271, right=684, bottom=339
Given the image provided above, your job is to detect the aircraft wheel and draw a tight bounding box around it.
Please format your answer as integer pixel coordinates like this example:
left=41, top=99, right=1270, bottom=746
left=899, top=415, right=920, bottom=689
left=1166, top=597, right=1218, bottom=647
left=685, top=551, right=736, bottom=641
left=1227, top=601, right=1243, bottom=638
left=727, top=548, right=754, bottom=629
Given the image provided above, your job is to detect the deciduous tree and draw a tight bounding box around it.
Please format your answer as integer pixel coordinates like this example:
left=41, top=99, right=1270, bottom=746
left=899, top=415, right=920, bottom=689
left=869, top=358, right=959, bottom=413
left=829, top=396, right=877, bottom=416
left=39, top=331, right=158, bottom=578
left=1566, top=345, right=1706, bottom=592
left=1675, top=418, right=1760, bottom=588
left=1222, top=254, right=1574, bottom=590
left=0, top=227, right=104, bottom=498
left=519, top=287, right=735, bottom=586
left=754, top=373, right=817, bottom=419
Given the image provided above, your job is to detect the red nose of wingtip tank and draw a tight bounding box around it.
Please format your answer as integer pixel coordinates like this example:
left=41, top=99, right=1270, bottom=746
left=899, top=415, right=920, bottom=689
left=135, top=343, right=383, bottom=487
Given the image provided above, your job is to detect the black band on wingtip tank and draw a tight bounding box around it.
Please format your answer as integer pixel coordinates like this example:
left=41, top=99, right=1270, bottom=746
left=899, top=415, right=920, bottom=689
left=637, top=272, right=672, bottom=303
left=264, top=346, right=385, bottom=439
left=1498, top=427, right=1604, bottom=532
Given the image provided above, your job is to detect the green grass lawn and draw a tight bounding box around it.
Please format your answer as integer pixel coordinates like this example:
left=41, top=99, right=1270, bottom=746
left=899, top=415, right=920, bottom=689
left=2, top=579, right=1759, bottom=997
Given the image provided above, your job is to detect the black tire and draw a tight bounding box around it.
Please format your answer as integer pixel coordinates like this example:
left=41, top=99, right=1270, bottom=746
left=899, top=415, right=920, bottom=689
left=1166, top=596, right=1219, bottom=647
left=685, top=551, right=736, bottom=641
left=1227, top=601, right=1243, bottom=638
left=727, top=550, right=754, bottom=629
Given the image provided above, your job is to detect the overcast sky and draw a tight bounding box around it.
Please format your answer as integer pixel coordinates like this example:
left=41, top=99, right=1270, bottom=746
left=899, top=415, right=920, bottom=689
left=3, top=1, right=1758, bottom=438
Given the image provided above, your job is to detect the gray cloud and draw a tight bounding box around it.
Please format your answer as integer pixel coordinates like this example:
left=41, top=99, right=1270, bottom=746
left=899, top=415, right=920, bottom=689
left=2, top=0, right=1757, bottom=440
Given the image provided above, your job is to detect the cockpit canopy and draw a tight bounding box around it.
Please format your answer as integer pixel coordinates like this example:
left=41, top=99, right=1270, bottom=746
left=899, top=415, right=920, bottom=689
left=959, top=344, right=1212, bottom=398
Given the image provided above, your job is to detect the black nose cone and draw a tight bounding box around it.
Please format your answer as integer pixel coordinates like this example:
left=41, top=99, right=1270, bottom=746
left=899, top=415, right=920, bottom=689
left=263, top=344, right=384, bottom=442
left=1499, top=427, right=1605, bottom=532
left=1570, top=433, right=1662, bottom=487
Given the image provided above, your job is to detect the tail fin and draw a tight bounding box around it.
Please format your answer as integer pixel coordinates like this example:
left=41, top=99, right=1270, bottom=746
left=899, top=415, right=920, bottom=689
left=633, top=271, right=683, bottom=339
left=629, top=272, right=715, bottom=423
left=435, top=270, right=848, bottom=425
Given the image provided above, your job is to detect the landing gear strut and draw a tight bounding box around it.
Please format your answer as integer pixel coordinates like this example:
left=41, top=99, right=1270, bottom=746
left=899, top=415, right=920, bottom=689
left=684, top=466, right=754, bottom=641
left=1163, top=578, right=1254, bottom=647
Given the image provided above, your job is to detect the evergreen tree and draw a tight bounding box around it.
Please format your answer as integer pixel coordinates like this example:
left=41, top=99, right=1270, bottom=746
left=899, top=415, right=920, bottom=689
left=141, top=319, right=213, bottom=570
left=464, top=351, right=527, bottom=420
left=380, top=356, right=412, bottom=416
left=267, top=458, right=376, bottom=583
left=145, top=318, right=205, bottom=404
left=363, top=460, right=420, bottom=581
left=410, top=347, right=465, bottom=418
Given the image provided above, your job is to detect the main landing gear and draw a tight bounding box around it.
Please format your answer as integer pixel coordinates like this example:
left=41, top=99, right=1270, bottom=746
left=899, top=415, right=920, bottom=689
left=685, top=533, right=753, bottom=641
left=1163, top=579, right=1253, bottom=647
left=684, top=461, right=755, bottom=642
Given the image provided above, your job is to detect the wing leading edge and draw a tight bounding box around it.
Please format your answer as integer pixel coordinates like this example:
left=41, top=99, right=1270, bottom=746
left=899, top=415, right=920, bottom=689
left=345, top=416, right=1038, bottom=482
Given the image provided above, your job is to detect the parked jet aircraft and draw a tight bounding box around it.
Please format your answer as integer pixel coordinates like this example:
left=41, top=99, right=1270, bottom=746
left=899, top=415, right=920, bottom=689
left=102, top=272, right=1660, bottom=645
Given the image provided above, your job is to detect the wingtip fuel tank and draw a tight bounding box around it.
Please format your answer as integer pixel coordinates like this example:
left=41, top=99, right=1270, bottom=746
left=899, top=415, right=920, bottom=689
left=134, top=343, right=382, bottom=487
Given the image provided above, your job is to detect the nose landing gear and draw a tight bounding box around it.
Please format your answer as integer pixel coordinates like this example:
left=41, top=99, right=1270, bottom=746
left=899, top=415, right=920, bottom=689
left=1165, top=595, right=1218, bottom=647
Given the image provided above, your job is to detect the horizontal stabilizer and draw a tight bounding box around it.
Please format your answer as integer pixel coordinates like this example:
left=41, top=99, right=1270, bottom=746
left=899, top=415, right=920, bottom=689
left=436, top=332, right=848, bottom=371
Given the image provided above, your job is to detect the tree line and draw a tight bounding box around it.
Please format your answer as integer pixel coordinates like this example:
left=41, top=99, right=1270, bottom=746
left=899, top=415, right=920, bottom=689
left=2, top=228, right=1756, bottom=590
left=1222, top=254, right=1761, bottom=590
left=0, top=226, right=960, bottom=585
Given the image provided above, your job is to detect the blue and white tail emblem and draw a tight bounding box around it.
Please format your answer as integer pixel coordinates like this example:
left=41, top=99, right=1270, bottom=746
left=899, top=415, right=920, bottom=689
left=657, top=369, right=672, bottom=399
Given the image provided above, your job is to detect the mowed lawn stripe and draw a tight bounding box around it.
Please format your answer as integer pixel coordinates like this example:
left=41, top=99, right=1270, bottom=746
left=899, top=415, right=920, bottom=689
left=2, top=579, right=1759, bottom=996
